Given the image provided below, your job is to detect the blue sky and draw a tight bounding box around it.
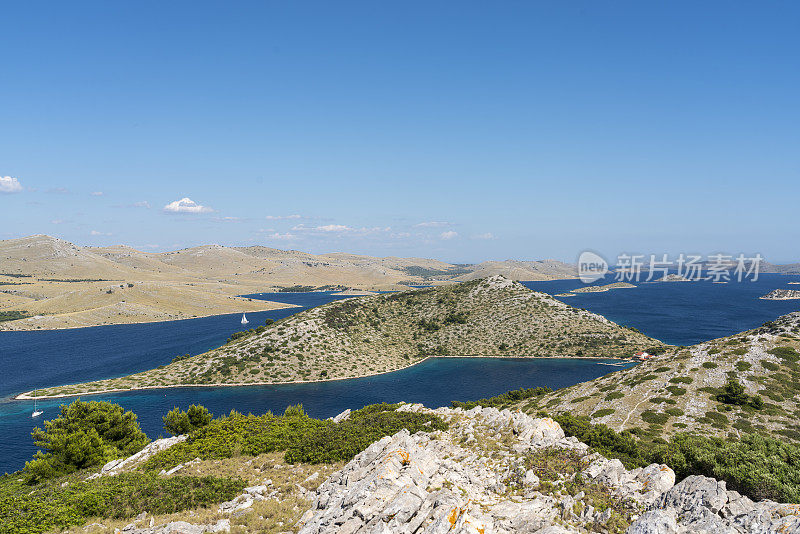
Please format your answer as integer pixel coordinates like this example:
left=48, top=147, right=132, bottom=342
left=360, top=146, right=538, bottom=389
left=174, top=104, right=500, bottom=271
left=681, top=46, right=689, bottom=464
left=1, top=1, right=798, bottom=263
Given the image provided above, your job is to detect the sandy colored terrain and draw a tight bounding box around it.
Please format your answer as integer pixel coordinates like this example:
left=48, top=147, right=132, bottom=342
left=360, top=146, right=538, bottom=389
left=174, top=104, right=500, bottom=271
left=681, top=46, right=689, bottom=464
left=0, top=235, right=580, bottom=330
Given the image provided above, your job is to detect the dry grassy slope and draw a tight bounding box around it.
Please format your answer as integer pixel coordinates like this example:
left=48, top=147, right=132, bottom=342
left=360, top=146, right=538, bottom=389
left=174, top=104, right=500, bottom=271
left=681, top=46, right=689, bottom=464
left=517, top=312, right=800, bottom=443
left=454, top=260, right=578, bottom=282
left=30, top=276, right=660, bottom=398
left=0, top=280, right=293, bottom=330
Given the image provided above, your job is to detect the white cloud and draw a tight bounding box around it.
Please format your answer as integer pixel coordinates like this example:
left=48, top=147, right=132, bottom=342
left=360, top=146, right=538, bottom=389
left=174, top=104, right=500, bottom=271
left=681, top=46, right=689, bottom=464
left=440, top=230, right=458, bottom=240
left=163, top=197, right=213, bottom=214
left=51, top=219, right=64, bottom=225
left=47, top=187, right=70, bottom=194
left=415, top=221, right=451, bottom=228
left=90, top=230, right=112, bottom=236
left=472, top=232, right=496, bottom=240
left=264, top=232, right=296, bottom=240
left=0, top=176, right=23, bottom=194
left=133, top=201, right=151, bottom=208
left=265, top=214, right=302, bottom=220
left=316, top=224, right=352, bottom=232
left=90, top=191, right=104, bottom=196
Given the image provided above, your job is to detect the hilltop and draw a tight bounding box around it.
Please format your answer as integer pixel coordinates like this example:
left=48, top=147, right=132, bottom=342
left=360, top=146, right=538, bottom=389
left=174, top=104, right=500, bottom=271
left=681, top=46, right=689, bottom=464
left=514, top=312, right=800, bottom=444
left=25, top=276, right=660, bottom=398
left=6, top=401, right=799, bottom=534
left=0, top=235, right=578, bottom=330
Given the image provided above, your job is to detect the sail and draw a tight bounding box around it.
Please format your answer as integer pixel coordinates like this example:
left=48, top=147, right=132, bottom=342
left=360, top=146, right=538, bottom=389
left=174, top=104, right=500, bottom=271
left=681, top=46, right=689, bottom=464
left=241, top=313, right=248, bottom=325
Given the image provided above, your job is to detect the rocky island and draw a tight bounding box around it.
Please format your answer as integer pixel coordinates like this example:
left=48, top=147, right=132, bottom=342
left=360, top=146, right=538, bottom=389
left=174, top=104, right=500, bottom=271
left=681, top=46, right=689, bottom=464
left=20, top=276, right=660, bottom=399
left=570, top=282, right=637, bottom=294
left=760, top=289, right=800, bottom=300
left=654, top=274, right=692, bottom=282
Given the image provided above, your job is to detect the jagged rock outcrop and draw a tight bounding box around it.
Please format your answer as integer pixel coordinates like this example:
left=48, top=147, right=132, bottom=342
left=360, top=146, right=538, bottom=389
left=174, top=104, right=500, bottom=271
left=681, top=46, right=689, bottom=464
left=87, top=435, right=187, bottom=479
left=296, top=405, right=800, bottom=534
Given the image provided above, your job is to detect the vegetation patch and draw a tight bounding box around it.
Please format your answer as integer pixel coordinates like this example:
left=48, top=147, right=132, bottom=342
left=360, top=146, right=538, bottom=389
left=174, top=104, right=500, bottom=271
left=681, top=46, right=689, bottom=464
left=144, top=403, right=447, bottom=471
left=451, top=387, right=551, bottom=410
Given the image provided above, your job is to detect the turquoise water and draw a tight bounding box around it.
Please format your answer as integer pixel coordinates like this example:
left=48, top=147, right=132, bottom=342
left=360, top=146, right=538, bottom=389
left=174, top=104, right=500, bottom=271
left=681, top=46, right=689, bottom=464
left=1, top=276, right=799, bottom=474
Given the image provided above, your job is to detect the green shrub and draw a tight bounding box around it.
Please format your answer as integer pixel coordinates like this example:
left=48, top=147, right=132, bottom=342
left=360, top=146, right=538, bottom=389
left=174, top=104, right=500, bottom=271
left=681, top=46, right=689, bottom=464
left=702, top=362, right=718, bottom=369
left=641, top=411, right=669, bottom=425
left=144, top=403, right=447, bottom=471
left=769, top=346, right=800, bottom=362
left=665, top=386, right=687, bottom=396
left=284, top=404, right=448, bottom=463
left=761, top=360, right=779, bottom=371
left=163, top=405, right=213, bottom=436
left=648, top=433, right=800, bottom=502
left=25, top=401, right=148, bottom=483
left=0, top=471, right=242, bottom=534
left=451, top=387, right=551, bottom=410
left=552, top=414, right=643, bottom=469
left=591, top=408, right=615, bottom=418
left=716, top=379, right=762, bottom=409
left=605, top=392, right=625, bottom=401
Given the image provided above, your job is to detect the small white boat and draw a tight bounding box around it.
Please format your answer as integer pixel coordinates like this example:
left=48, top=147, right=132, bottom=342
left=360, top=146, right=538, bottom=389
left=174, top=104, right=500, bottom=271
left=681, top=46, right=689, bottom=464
left=241, top=313, right=249, bottom=325
left=32, top=389, right=43, bottom=418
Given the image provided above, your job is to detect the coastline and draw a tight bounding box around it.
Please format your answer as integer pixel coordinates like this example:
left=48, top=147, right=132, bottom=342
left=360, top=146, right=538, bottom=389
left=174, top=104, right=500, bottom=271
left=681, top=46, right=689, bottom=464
left=0, top=302, right=301, bottom=333
left=15, top=354, right=636, bottom=401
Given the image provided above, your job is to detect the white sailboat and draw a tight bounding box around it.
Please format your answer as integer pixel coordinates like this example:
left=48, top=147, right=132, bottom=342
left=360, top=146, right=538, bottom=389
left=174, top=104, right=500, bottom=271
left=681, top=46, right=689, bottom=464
left=241, top=313, right=249, bottom=325
left=31, top=389, right=43, bottom=418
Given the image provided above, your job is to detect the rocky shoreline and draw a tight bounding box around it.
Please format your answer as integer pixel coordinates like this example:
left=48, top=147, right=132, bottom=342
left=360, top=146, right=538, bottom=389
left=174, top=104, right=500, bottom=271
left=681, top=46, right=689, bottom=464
left=760, top=289, right=800, bottom=300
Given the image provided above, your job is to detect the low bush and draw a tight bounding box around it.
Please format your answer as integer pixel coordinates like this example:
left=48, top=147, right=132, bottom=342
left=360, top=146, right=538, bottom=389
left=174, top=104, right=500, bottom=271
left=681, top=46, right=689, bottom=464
left=669, top=376, right=694, bottom=384
left=0, top=471, right=243, bottom=534
left=163, top=405, right=213, bottom=436
left=552, top=414, right=643, bottom=469
left=641, top=411, right=669, bottom=425
left=451, top=387, right=552, bottom=410
left=769, top=346, right=800, bottom=363
left=144, top=403, right=447, bottom=471
left=716, top=379, right=763, bottom=409
left=648, top=433, right=800, bottom=502
left=25, top=401, right=148, bottom=483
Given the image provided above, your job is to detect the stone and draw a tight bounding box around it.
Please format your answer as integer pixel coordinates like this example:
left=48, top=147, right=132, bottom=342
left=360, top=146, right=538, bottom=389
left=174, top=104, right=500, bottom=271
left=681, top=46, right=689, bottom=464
left=331, top=409, right=351, bottom=423
left=626, top=510, right=678, bottom=534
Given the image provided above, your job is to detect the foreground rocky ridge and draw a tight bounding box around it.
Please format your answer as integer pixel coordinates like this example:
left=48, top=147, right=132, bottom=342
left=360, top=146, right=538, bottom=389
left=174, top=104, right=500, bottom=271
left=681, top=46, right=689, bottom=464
left=28, top=276, right=659, bottom=398
left=109, top=405, right=800, bottom=533
left=297, top=404, right=800, bottom=533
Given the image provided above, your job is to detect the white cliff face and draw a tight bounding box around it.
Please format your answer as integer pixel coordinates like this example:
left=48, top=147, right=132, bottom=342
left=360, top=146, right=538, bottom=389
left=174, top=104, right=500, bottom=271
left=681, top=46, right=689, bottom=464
left=296, top=405, right=800, bottom=534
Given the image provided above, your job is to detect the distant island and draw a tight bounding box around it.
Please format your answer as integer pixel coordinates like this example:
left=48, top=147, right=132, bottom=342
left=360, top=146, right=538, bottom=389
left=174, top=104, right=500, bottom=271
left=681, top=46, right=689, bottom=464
left=569, top=282, right=637, bottom=294
left=655, top=274, right=692, bottom=282
left=761, top=289, right=800, bottom=300
left=19, top=276, right=661, bottom=399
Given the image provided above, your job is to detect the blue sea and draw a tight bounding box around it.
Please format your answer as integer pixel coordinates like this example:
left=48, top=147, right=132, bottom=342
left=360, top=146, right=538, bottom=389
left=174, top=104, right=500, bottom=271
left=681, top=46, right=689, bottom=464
left=1, top=276, right=799, bottom=474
